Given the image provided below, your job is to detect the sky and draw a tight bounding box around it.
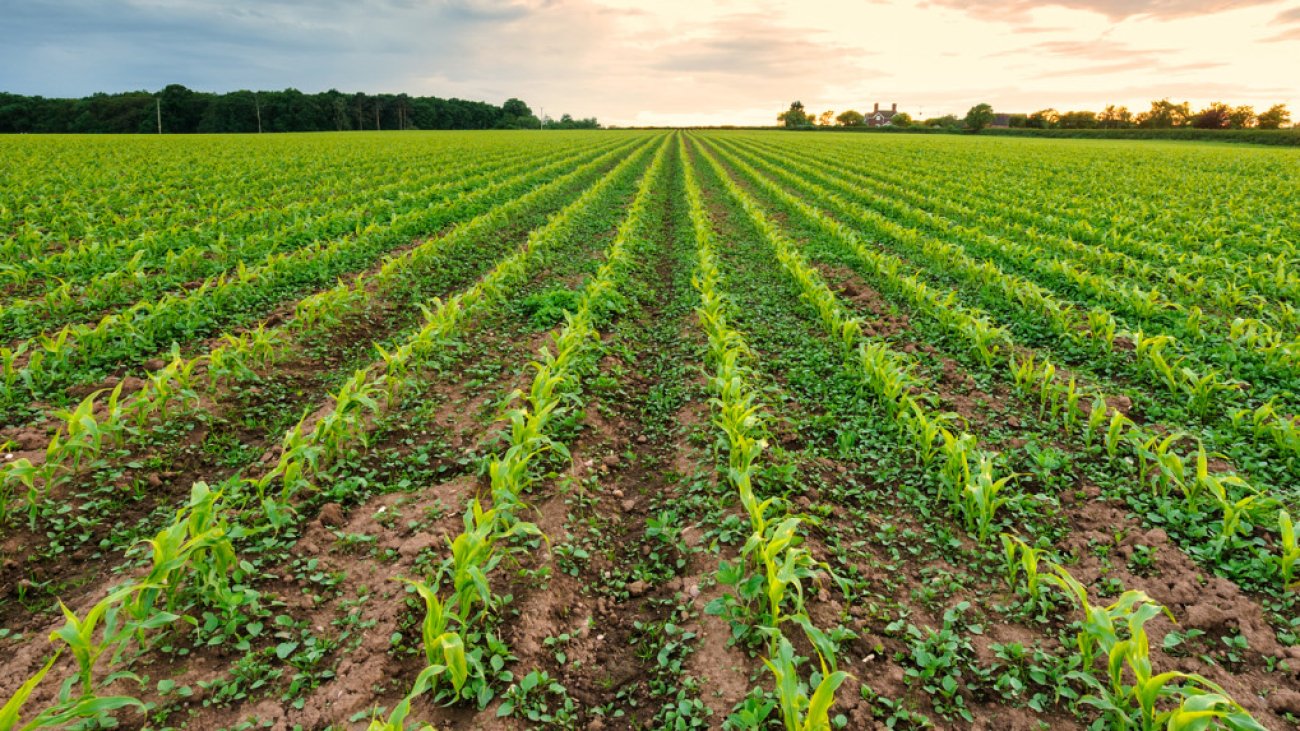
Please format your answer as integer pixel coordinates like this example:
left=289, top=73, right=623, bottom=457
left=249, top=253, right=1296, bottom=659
left=1, top=0, right=1297, bottom=126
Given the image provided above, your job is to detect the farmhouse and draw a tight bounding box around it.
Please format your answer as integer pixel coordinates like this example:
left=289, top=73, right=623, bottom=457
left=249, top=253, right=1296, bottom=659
left=867, top=102, right=899, bottom=127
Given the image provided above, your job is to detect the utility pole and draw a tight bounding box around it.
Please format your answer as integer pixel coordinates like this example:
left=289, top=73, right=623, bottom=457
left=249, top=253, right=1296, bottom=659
left=156, top=97, right=162, bottom=134
left=539, top=107, right=544, bottom=130
left=254, top=93, right=263, bottom=133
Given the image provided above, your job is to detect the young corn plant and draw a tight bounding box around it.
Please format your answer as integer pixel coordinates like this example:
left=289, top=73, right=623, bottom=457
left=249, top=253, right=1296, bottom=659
left=49, top=582, right=171, bottom=699
left=960, top=455, right=1018, bottom=542
left=0, top=647, right=145, bottom=731
left=1000, top=534, right=1052, bottom=617
left=1277, top=510, right=1299, bottom=591
left=401, top=578, right=471, bottom=698
left=1036, top=562, right=1266, bottom=730
left=763, top=636, right=851, bottom=731
left=364, top=664, right=442, bottom=731
left=126, top=482, right=248, bottom=619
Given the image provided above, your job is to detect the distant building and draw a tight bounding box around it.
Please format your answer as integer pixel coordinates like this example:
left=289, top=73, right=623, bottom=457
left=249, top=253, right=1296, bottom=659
left=990, top=113, right=1013, bottom=128
left=867, top=103, right=899, bottom=127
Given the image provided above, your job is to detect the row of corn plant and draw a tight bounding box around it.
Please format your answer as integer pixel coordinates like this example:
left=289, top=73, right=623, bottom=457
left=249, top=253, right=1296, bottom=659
left=0, top=139, right=518, bottom=291
left=0, top=143, right=538, bottom=340
left=730, top=135, right=1296, bottom=383
left=692, top=136, right=1017, bottom=544
left=750, top=134, right=1300, bottom=330
left=0, top=133, right=395, bottom=272
left=2, top=135, right=656, bottom=729
left=715, top=134, right=1299, bottom=477
left=1, top=482, right=247, bottom=729
left=1001, top=538, right=1267, bottom=730
left=848, top=138, right=1300, bottom=318
left=0, top=137, right=635, bottom=418
left=682, top=136, right=849, bottom=731
left=704, top=135, right=1297, bottom=593
left=783, top=137, right=1299, bottom=332
left=241, top=135, right=659, bottom=521
left=380, top=135, right=672, bottom=716
left=0, top=137, right=648, bottom=527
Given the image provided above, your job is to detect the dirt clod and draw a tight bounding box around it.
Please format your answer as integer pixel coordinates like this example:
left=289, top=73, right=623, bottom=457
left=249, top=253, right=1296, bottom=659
left=317, top=503, right=346, bottom=528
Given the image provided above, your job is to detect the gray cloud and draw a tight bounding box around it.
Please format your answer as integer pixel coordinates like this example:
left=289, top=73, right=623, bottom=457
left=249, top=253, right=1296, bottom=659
left=0, top=0, right=570, bottom=96
left=1275, top=6, right=1300, bottom=22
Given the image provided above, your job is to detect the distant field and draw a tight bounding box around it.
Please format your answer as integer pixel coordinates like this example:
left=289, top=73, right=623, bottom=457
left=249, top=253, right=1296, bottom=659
left=1, top=130, right=1297, bottom=730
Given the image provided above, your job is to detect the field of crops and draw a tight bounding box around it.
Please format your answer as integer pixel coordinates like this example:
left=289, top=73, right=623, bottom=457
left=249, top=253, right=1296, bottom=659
left=1, top=129, right=1298, bottom=730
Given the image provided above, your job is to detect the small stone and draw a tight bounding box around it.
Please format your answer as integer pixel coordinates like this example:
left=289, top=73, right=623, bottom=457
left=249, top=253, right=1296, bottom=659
left=627, top=580, right=649, bottom=597
left=611, top=488, right=624, bottom=498
left=143, top=359, right=166, bottom=371
left=621, top=498, right=636, bottom=512
left=587, top=720, right=606, bottom=731
left=317, top=503, right=346, bottom=528
left=602, top=454, right=621, bottom=469
left=688, top=583, right=701, bottom=598
left=636, top=435, right=648, bottom=444
left=146, top=473, right=163, bottom=488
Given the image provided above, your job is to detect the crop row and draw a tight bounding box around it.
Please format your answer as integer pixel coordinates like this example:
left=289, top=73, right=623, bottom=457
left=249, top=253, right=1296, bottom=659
left=0, top=135, right=653, bottom=526
left=694, top=133, right=1296, bottom=599
left=1, top=133, right=667, bottom=728
left=0, top=136, right=636, bottom=424
left=0, top=142, right=543, bottom=337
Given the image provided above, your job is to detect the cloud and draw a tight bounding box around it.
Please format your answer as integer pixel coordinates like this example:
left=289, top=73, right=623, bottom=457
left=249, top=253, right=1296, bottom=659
left=1012, top=37, right=1174, bottom=62
left=926, top=0, right=1284, bottom=22
left=650, top=13, right=867, bottom=79
left=1274, top=6, right=1300, bottom=23
left=0, top=0, right=1296, bottom=126
left=1263, top=25, right=1300, bottom=41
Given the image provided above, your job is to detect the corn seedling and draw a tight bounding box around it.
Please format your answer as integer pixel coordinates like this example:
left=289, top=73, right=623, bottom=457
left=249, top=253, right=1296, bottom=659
left=1279, top=510, right=1298, bottom=590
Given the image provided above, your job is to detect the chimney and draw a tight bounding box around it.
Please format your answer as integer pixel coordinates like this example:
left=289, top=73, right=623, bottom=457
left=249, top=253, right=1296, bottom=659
left=874, top=102, right=879, bottom=113
left=892, top=103, right=897, bottom=113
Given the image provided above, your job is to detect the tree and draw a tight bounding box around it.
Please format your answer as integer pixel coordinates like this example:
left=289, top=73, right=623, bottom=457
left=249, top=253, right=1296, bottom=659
left=1098, top=105, right=1133, bottom=129
left=836, top=109, right=864, bottom=127
left=964, top=103, right=995, bottom=132
left=891, top=112, right=913, bottom=128
left=1058, top=110, right=1098, bottom=129
left=1026, top=108, right=1059, bottom=128
left=1227, top=105, right=1255, bottom=129
left=1191, top=102, right=1232, bottom=129
left=158, top=84, right=208, bottom=133
left=1257, top=103, right=1291, bottom=129
left=502, top=98, right=532, bottom=118
left=1136, top=99, right=1190, bottom=128
left=778, top=101, right=810, bottom=128
left=818, top=110, right=835, bottom=127
left=924, top=114, right=960, bottom=128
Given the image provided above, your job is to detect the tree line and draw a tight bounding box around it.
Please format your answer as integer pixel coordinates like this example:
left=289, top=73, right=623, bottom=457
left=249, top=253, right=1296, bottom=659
left=0, top=85, right=600, bottom=134
left=779, top=99, right=1291, bottom=132
left=997, top=99, right=1290, bottom=130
